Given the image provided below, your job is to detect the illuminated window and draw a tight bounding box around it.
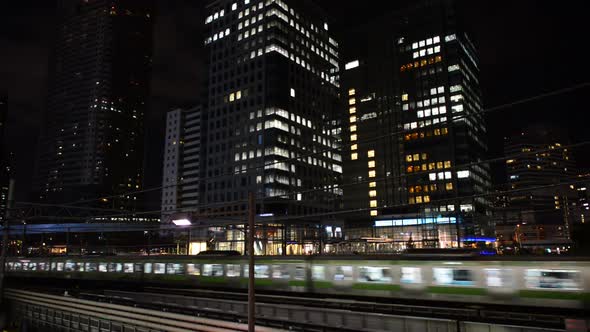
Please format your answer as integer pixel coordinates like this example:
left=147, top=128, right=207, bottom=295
left=350, top=125, right=357, bottom=132
left=413, top=153, right=419, bottom=161
left=421, top=153, right=427, bottom=160
left=421, top=164, right=427, bottom=171
left=369, top=190, right=377, bottom=197
left=413, top=166, right=421, bottom=172
left=409, top=197, right=415, bottom=204
left=428, top=163, right=435, bottom=170
left=236, top=90, right=242, bottom=99
left=349, top=98, right=356, bottom=105
left=368, top=170, right=376, bottom=178
left=444, top=161, right=451, bottom=168
left=430, top=184, right=437, bottom=191
left=351, top=153, right=358, bottom=160
left=370, top=200, right=377, bottom=208
left=369, top=182, right=376, bottom=188
left=349, top=115, right=357, bottom=123
left=401, top=93, right=408, bottom=101
left=351, top=144, right=358, bottom=151
left=290, top=88, right=295, bottom=97
left=441, top=127, right=448, bottom=135
left=424, top=195, right=430, bottom=203
left=406, top=155, right=412, bottom=162
left=368, top=161, right=375, bottom=168
left=348, top=88, right=356, bottom=96
left=229, top=93, right=235, bottom=102
left=409, top=187, right=415, bottom=193
left=370, top=210, right=378, bottom=216
left=349, top=107, right=356, bottom=114
left=350, top=134, right=358, bottom=142
left=435, top=55, right=442, bottom=62
left=446, top=182, right=453, bottom=190
left=416, top=196, right=423, bottom=203
left=407, top=166, right=413, bottom=173
left=367, top=150, right=375, bottom=158
left=436, top=162, right=443, bottom=169
left=434, top=129, right=440, bottom=136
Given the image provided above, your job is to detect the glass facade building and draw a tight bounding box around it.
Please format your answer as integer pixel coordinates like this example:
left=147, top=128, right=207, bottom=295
left=341, top=0, right=492, bottom=250
left=201, top=0, right=343, bottom=254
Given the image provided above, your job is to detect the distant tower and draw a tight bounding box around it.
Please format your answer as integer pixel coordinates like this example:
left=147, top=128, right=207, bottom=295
left=33, top=0, right=154, bottom=215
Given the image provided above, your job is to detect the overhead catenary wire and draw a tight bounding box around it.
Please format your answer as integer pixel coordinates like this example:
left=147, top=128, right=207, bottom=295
left=15, top=138, right=587, bottom=221
left=53, top=82, right=589, bottom=207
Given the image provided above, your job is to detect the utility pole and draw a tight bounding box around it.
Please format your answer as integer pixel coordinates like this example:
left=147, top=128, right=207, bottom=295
left=0, top=179, right=16, bottom=305
left=247, top=192, right=255, bottom=332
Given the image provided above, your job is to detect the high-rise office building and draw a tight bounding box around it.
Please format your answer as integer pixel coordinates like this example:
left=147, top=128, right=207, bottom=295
left=496, top=124, right=577, bottom=252
left=33, top=0, right=154, bottom=214
left=341, top=0, right=492, bottom=250
left=202, top=0, right=342, bottom=254
left=161, top=106, right=205, bottom=222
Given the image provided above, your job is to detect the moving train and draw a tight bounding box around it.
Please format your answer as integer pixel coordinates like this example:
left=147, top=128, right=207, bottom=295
left=5, top=254, right=590, bottom=309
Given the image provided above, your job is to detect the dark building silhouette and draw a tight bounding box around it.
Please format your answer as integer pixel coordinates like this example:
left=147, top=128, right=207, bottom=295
left=33, top=0, right=154, bottom=216
left=495, top=124, right=578, bottom=253
left=341, top=0, right=492, bottom=250
left=1, top=96, right=8, bottom=220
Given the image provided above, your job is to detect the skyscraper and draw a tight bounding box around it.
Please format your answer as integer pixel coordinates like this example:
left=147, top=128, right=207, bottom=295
left=496, top=124, right=577, bottom=252
left=33, top=0, right=154, bottom=213
left=202, top=0, right=342, bottom=254
left=161, top=106, right=205, bottom=222
left=341, top=0, right=492, bottom=249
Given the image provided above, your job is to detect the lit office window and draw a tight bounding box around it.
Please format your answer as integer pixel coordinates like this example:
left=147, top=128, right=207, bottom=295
left=351, top=144, right=358, bottom=151
left=351, top=153, right=358, bottom=160
left=401, top=93, right=408, bottom=101
left=368, top=161, right=375, bottom=168
left=348, top=88, right=356, bottom=96
left=369, top=190, right=377, bottom=197
left=370, top=210, right=378, bottom=216
left=350, top=134, right=357, bottom=141
left=368, top=170, right=376, bottom=178
left=367, top=150, right=375, bottom=158
left=290, top=88, right=295, bottom=97
left=370, top=200, right=377, bottom=208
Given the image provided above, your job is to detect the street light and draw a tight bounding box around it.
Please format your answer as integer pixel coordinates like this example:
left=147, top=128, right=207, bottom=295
left=172, top=218, right=191, bottom=226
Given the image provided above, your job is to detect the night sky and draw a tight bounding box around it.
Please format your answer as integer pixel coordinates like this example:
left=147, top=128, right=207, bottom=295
left=1, top=1, right=588, bottom=206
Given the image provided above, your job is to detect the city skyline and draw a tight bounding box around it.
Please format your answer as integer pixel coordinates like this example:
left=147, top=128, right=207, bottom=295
left=0, top=1, right=587, bottom=206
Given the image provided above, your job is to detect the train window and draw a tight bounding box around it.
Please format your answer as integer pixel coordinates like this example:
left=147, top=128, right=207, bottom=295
left=51, top=262, right=57, bottom=271
left=525, top=269, right=581, bottom=290
left=134, top=263, right=143, bottom=273
left=166, top=263, right=185, bottom=275
left=203, top=264, right=223, bottom=276
left=312, top=266, right=326, bottom=280
left=243, top=265, right=249, bottom=277
left=154, top=263, right=166, bottom=274
left=14, top=262, right=22, bottom=271
left=57, top=262, right=64, bottom=272
left=76, top=263, right=85, bottom=272
left=401, top=267, right=422, bottom=284
left=485, top=268, right=511, bottom=287
left=28, top=262, right=37, bottom=271
left=124, top=263, right=134, bottom=273
left=21, top=262, right=29, bottom=271
left=144, top=263, right=153, bottom=274
left=7, top=262, right=13, bottom=271
left=226, top=264, right=240, bottom=277
left=294, top=266, right=305, bottom=280
left=255, top=265, right=269, bottom=278
left=358, top=266, right=392, bottom=283
left=40, top=262, right=50, bottom=271
left=86, top=263, right=98, bottom=272
left=334, top=266, right=353, bottom=281
left=187, top=264, right=200, bottom=276
left=99, top=263, right=108, bottom=272
left=65, top=262, right=75, bottom=272
left=433, top=268, right=474, bottom=286
left=108, top=263, right=116, bottom=272
left=272, top=265, right=289, bottom=279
